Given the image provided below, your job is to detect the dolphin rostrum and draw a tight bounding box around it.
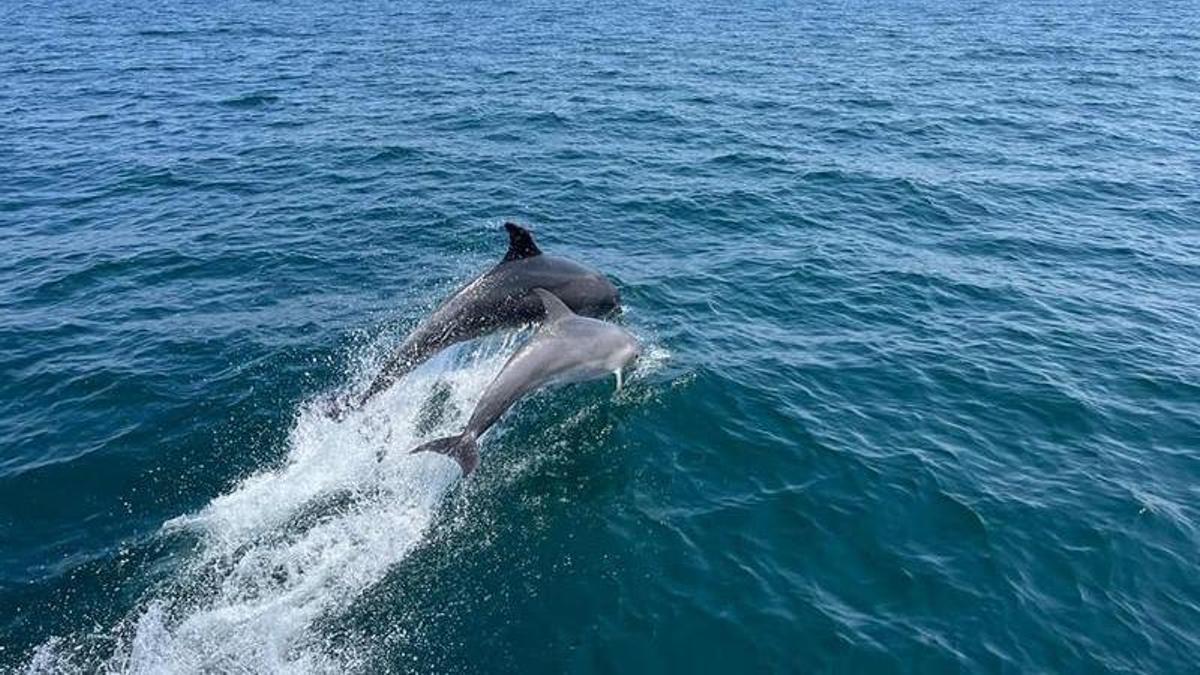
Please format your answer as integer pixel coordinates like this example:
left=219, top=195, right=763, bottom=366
left=409, top=288, right=641, bottom=475
left=336, top=223, right=619, bottom=415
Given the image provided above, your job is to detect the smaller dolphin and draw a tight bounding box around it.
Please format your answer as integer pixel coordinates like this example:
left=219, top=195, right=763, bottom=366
left=409, top=288, right=640, bottom=475
left=332, top=223, right=619, bottom=416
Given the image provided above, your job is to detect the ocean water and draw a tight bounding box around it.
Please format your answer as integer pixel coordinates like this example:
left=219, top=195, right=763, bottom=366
left=2, top=0, right=1199, bottom=672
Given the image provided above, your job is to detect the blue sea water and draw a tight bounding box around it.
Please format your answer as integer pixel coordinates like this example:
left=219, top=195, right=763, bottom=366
left=3, top=0, right=1200, bottom=672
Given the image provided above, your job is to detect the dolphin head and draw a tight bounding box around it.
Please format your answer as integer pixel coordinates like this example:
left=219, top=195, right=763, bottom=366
left=608, top=328, right=642, bottom=373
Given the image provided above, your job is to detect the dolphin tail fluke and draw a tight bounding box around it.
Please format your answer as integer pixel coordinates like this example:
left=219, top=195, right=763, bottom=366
left=410, top=433, right=480, bottom=475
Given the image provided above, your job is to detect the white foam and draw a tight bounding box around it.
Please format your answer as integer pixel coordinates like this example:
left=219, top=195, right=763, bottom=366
left=27, top=333, right=523, bottom=674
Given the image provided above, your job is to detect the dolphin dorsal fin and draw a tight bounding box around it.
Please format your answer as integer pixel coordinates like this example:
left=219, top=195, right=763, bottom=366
left=502, top=222, right=542, bottom=262
left=532, top=288, right=573, bottom=322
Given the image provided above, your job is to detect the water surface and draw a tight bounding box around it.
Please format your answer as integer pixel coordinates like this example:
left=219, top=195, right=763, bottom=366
left=2, top=1, right=1199, bottom=672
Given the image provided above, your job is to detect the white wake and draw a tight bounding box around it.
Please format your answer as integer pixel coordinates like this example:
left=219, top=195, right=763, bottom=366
left=27, top=332, right=526, bottom=674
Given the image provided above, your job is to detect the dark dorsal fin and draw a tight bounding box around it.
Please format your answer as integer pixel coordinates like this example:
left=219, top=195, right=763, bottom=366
left=532, top=288, right=573, bottom=321
left=502, top=222, right=542, bottom=262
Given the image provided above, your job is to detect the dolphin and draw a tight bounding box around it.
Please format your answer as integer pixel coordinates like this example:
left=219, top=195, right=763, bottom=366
left=335, top=223, right=620, bottom=414
left=409, top=288, right=641, bottom=475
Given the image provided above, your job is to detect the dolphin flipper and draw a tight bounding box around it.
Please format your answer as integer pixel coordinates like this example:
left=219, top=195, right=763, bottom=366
left=410, top=433, right=480, bottom=475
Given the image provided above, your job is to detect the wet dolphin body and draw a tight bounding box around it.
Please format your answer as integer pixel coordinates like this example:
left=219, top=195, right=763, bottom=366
left=409, top=288, right=641, bottom=475
left=343, top=223, right=619, bottom=412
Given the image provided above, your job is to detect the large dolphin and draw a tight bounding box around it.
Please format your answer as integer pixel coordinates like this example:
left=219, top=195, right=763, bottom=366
left=335, top=223, right=620, bottom=414
left=409, top=288, right=641, bottom=475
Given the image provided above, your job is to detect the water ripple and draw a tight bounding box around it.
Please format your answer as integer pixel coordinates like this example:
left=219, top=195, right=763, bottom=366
left=4, top=0, right=1200, bottom=672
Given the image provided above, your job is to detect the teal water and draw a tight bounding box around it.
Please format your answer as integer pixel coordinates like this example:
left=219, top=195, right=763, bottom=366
left=3, top=0, right=1200, bottom=672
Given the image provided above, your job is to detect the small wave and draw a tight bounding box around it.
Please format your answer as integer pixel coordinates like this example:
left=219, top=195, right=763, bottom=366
left=704, top=151, right=789, bottom=172
left=134, top=29, right=193, bottom=38
left=366, top=145, right=425, bottom=163
left=523, top=110, right=569, bottom=127
left=482, top=130, right=523, bottom=143
left=837, top=96, right=894, bottom=110
left=219, top=92, right=280, bottom=109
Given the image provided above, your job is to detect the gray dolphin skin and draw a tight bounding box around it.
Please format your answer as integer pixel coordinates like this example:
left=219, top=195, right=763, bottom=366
left=343, top=223, right=620, bottom=412
left=409, top=288, right=641, bottom=475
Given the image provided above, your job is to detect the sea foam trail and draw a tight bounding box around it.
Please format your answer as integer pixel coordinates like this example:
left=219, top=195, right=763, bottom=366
left=29, top=333, right=526, bottom=674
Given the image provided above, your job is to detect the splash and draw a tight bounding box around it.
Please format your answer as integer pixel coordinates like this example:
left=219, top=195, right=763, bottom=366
left=28, top=332, right=526, bottom=674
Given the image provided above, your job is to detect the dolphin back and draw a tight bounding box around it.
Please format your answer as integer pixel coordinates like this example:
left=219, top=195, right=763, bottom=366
left=345, top=224, right=619, bottom=414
